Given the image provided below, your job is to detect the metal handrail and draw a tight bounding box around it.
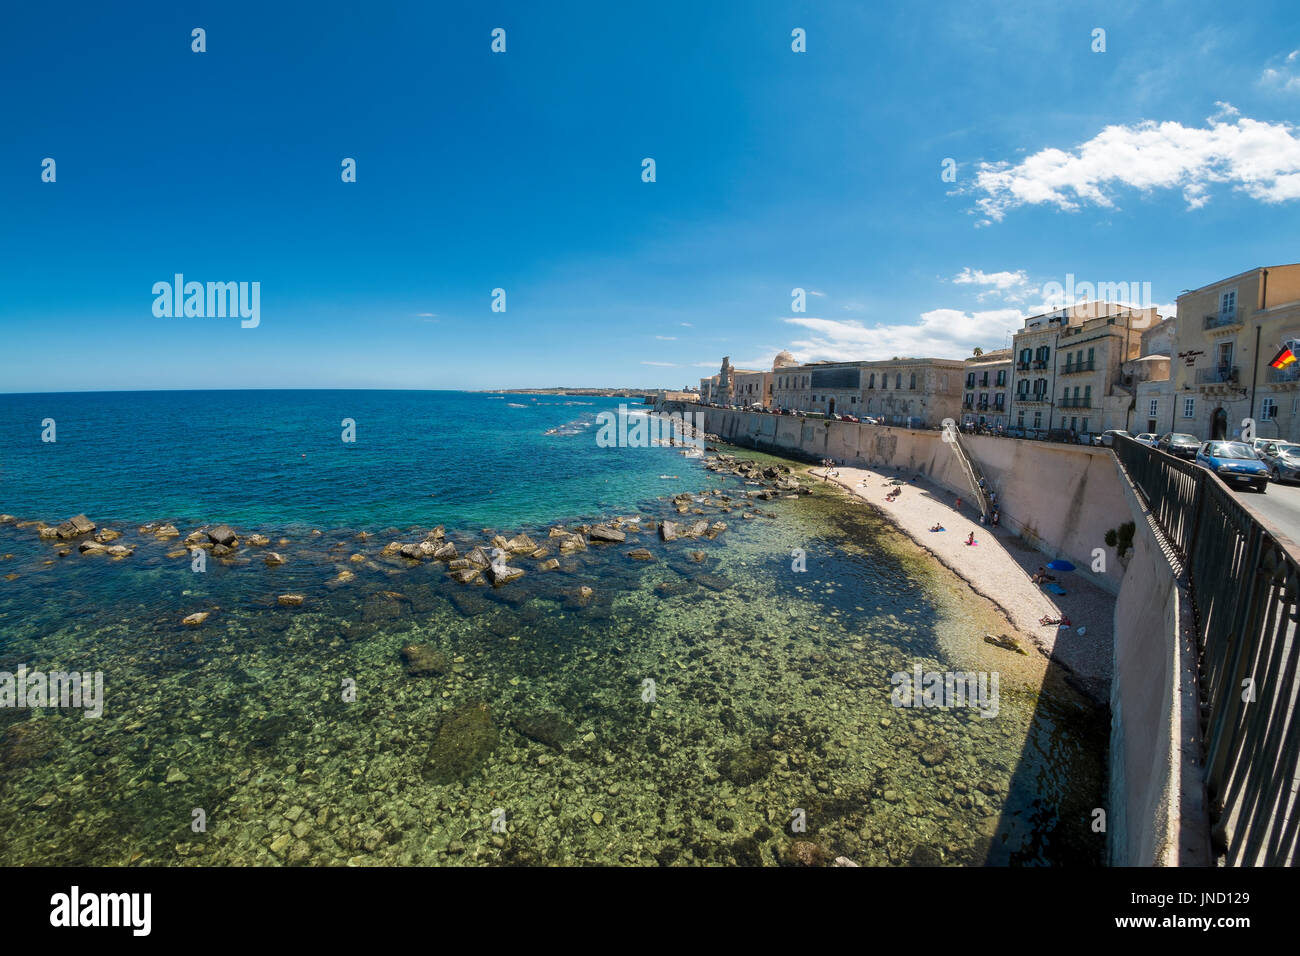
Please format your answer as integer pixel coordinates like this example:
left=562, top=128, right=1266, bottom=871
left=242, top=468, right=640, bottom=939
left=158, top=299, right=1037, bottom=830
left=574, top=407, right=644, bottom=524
left=1112, top=436, right=1300, bottom=865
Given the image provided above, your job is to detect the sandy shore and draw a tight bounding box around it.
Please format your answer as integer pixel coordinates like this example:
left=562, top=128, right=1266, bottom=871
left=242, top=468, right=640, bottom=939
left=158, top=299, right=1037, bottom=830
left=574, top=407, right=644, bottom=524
left=812, top=464, right=1113, bottom=701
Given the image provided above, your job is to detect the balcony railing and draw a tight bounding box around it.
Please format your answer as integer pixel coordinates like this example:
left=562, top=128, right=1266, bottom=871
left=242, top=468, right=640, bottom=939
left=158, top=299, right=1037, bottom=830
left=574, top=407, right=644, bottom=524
left=962, top=402, right=973, bottom=410
left=1015, top=362, right=1031, bottom=371
left=1195, top=365, right=1239, bottom=385
left=976, top=401, right=989, bottom=410
left=1204, top=312, right=1241, bottom=330
left=1061, top=361, right=1096, bottom=374
left=1267, top=366, right=1300, bottom=383
left=1032, top=360, right=1048, bottom=369
left=1059, top=396, right=1092, bottom=408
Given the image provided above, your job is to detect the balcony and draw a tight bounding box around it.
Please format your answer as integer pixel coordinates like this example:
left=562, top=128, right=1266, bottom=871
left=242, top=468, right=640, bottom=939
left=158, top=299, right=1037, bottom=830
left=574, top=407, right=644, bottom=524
left=1059, top=396, right=1092, bottom=408
left=1204, top=312, right=1243, bottom=336
left=1015, top=362, right=1031, bottom=371
left=1015, top=393, right=1049, bottom=405
left=962, top=401, right=974, bottom=410
left=1194, top=365, right=1239, bottom=386
left=1267, top=366, right=1300, bottom=388
left=1032, top=360, right=1048, bottom=370
left=977, top=401, right=990, bottom=410
left=1061, top=361, right=1096, bottom=375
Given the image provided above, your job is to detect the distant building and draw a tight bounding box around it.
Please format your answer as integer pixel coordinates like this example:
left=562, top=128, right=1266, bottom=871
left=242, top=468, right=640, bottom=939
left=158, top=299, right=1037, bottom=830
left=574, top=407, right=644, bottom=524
left=961, top=349, right=1012, bottom=429
left=1009, top=302, right=1161, bottom=437
left=1128, top=317, right=1174, bottom=435
left=1170, top=264, right=1300, bottom=441
left=771, top=356, right=965, bottom=427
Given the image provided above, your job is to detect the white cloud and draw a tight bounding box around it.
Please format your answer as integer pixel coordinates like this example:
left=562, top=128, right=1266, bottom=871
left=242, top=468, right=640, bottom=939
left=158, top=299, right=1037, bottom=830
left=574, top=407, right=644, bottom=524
left=641, top=361, right=678, bottom=367
left=1260, top=49, right=1300, bottom=93
left=951, top=267, right=1035, bottom=301
left=808, top=289, right=826, bottom=297
left=655, top=335, right=676, bottom=340
left=783, top=308, right=1023, bottom=362
left=680, top=322, right=693, bottom=327
left=971, top=107, right=1300, bottom=222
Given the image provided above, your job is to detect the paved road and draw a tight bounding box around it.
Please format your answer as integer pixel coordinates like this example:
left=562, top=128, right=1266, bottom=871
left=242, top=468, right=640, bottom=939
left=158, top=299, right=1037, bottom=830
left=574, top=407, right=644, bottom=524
left=1233, top=477, right=1300, bottom=544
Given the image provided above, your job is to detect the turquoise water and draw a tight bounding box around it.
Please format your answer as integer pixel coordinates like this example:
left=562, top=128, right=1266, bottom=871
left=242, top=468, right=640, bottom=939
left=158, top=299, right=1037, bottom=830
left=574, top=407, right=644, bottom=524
left=0, top=391, right=1106, bottom=866
left=0, top=390, right=698, bottom=529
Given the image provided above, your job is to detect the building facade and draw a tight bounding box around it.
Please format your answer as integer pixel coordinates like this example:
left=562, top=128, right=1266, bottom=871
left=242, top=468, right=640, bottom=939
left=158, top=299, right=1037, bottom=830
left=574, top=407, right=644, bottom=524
left=770, top=357, right=964, bottom=427
left=961, top=349, right=1012, bottom=429
left=1009, top=302, right=1160, bottom=437
left=1170, top=264, right=1300, bottom=441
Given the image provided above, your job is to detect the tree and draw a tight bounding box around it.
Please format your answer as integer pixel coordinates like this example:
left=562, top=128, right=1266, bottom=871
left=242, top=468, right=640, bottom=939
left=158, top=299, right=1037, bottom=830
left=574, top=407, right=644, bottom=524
left=972, top=347, right=984, bottom=356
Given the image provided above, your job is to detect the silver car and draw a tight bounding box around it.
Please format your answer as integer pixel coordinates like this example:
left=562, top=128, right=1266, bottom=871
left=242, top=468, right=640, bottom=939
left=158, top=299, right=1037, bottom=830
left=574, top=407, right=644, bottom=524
left=1257, top=440, right=1300, bottom=482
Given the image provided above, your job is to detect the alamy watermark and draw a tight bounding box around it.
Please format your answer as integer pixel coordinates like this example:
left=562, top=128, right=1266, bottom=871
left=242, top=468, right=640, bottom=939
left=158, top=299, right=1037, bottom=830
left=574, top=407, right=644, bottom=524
left=595, top=405, right=705, bottom=449
left=1, top=664, right=104, bottom=718
left=152, top=274, right=260, bottom=328
left=891, top=663, right=999, bottom=718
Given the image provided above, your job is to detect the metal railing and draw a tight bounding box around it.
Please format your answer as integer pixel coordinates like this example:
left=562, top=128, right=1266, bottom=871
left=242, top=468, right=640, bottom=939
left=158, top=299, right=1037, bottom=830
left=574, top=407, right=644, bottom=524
left=1060, top=396, right=1092, bottom=408
left=1062, top=361, right=1096, bottom=374
left=1112, top=436, right=1300, bottom=865
left=1267, top=366, right=1300, bottom=384
left=1195, top=366, right=1240, bottom=385
left=1205, top=312, right=1242, bottom=330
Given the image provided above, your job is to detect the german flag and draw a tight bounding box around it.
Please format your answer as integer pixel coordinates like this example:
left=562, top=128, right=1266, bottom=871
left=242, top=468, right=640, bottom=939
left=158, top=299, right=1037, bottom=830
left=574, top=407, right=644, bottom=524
left=1270, top=344, right=1298, bottom=370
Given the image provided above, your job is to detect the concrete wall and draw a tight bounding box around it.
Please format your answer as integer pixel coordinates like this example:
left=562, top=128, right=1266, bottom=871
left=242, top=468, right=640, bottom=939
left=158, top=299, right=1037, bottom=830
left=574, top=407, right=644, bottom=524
left=672, top=403, right=1130, bottom=593
left=1108, top=457, right=1209, bottom=866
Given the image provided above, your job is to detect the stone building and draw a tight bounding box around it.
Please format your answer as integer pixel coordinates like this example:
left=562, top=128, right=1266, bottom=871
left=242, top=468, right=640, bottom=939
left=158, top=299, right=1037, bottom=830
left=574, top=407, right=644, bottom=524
left=1169, top=264, right=1300, bottom=441
left=770, top=357, right=965, bottom=427
left=1127, top=317, right=1174, bottom=435
left=961, top=349, right=1012, bottom=429
left=1009, top=302, right=1160, bottom=437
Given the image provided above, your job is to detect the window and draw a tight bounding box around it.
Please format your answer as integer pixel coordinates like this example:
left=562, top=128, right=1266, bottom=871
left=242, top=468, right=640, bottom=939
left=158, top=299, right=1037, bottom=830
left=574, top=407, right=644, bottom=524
left=966, top=373, right=975, bottom=388
left=1017, top=412, right=1025, bottom=427
left=1087, top=347, right=1095, bottom=366
left=996, top=370, right=1006, bottom=386
left=909, top=373, right=917, bottom=390
left=981, top=372, right=989, bottom=386
left=1183, top=396, right=1195, bottom=419
left=1033, top=411, right=1042, bottom=429
left=1262, top=398, right=1278, bottom=420
left=1221, top=289, right=1237, bottom=318
left=868, top=373, right=875, bottom=389
left=895, top=374, right=902, bottom=389
left=965, top=392, right=973, bottom=406
left=1082, top=418, right=1089, bottom=433
left=1149, top=399, right=1158, bottom=416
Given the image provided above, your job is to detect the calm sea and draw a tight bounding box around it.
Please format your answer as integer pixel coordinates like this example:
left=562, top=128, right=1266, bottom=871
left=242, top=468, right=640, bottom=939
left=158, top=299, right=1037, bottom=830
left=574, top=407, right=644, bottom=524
left=0, top=390, right=1106, bottom=867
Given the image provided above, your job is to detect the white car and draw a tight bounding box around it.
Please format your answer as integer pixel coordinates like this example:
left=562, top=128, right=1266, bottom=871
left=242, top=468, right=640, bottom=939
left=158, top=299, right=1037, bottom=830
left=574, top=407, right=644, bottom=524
left=1134, top=433, right=1158, bottom=446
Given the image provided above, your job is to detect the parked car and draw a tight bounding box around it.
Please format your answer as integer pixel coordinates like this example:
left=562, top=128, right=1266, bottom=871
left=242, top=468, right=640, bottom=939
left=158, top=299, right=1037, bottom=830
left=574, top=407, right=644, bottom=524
left=1156, top=432, right=1201, bottom=460
left=1093, top=429, right=1132, bottom=447
left=1256, top=440, right=1300, bottom=483
left=1195, top=441, right=1268, bottom=492
left=1133, top=433, right=1158, bottom=446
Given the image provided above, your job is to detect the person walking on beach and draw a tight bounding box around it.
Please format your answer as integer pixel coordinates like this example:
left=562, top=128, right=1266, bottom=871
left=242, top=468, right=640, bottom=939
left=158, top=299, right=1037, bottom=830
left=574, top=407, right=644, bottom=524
left=965, top=531, right=976, bottom=546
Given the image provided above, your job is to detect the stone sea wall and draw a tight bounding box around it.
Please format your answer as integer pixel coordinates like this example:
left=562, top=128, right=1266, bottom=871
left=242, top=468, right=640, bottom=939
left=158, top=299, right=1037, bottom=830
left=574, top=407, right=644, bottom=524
left=661, top=403, right=1130, bottom=593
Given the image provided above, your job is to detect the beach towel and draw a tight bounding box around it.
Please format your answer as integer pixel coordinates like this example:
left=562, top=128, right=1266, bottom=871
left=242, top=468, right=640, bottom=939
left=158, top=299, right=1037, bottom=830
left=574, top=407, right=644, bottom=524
left=1044, top=582, right=1067, bottom=595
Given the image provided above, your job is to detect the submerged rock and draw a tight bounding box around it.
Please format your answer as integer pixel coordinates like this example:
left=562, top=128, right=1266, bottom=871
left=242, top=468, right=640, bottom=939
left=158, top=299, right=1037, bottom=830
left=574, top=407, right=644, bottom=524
left=983, top=633, right=1027, bottom=655
left=0, top=720, right=59, bottom=767
left=55, top=514, right=96, bottom=539
left=627, top=548, right=654, bottom=561
left=264, top=552, right=285, bottom=567
left=425, top=702, right=498, bottom=783
left=401, top=643, right=449, bottom=676
left=182, top=611, right=209, bottom=627
left=659, top=521, right=679, bottom=541
left=486, top=563, right=525, bottom=586
left=719, top=746, right=773, bottom=786
left=277, top=593, right=306, bottom=607
left=588, top=525, right=626, bottom=543
left=782, top=841, right=828, bottom=867
left=512, top=712, right=576, bottom=751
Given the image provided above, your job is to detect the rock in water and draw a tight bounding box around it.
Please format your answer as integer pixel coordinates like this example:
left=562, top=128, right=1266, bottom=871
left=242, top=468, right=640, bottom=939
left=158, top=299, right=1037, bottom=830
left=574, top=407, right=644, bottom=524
left=659, top=521, right=679, bottom=542
left=277, top=594, right=306, bottom=607
left=425, top=702, right=498, bottom=783
left=983, top=633, right=1027, bottom=655
left=512, top=712, right=576, bottom=751
left=401, top=643, right=449, bottom=676
left=783, top=841, right=827, bottom=866
left=719, top=746, right=773, bottom=786
left=182, top=612, right=209, bottom=627
left=486, top=562, right=525, bottom=586
left=627, top=548, right=654, bottom=561
left=207, top=524, right=238, bottom=547
left=587, top=525, right=626, bottom=543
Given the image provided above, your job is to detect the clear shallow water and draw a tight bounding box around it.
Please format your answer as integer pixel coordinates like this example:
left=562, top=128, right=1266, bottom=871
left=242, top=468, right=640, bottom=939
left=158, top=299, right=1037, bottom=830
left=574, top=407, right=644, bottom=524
left=0, top=391, right=1105, bottom=866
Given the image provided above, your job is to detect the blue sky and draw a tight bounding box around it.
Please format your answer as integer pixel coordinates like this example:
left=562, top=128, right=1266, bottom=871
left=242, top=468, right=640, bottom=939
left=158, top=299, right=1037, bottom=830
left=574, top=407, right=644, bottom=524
left=1, top=0, right=1298, bottom=392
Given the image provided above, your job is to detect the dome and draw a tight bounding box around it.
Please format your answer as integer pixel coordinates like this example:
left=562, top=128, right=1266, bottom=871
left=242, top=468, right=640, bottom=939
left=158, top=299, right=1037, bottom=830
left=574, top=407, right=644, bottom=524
left=773, top=350, right=798, bottom=369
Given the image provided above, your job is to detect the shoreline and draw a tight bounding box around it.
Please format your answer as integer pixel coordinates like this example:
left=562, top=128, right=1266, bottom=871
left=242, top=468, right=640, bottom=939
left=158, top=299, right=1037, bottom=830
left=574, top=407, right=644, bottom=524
left=811, top=464, right=1113, bottom=704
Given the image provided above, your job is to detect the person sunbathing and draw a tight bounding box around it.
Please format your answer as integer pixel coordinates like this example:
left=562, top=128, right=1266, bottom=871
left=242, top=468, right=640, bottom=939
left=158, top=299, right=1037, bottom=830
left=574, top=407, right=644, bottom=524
left=1030, top=567, right=1057, bottom=584
left=929, top=524, right=944, bottom=532
left=965, top=532, right=976, bottom=546
left=1038, top=614, right=1071, bottom=627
